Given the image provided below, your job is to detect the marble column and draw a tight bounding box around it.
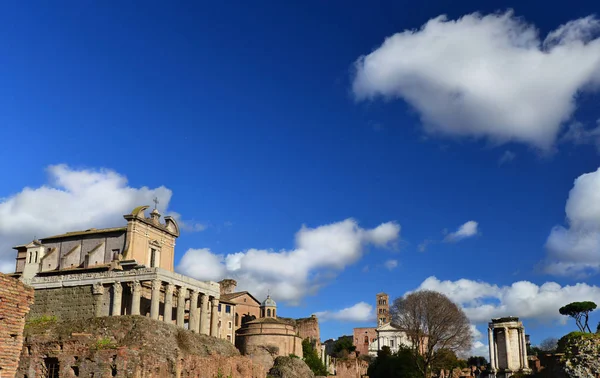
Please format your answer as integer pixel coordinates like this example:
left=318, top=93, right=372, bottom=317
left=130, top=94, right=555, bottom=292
left=504, top=327, right=511, bottom=370
left=164, top=283, right=175, bottom=324
left=520, top=328, right=528, bottom=369
left=200, top=294, right=209, bottom=335
left=488, top=327, right=497, bottom=370
left=189, top=290, right=199, bottom=333
left=129, top=281, right=141, bottom=316
left=111, top=282, right=122, bottom=316
left=92, top=283, right=105, bottom=317
left=176, top=286, right=187, bottom=327
left=210, top=297, right=219, bottom=337
left=150, top=279, right=161, bottom=320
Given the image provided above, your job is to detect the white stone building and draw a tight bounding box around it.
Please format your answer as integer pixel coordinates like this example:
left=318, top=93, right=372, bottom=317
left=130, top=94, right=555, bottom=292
left=368, top=322, right=411, bottom=356
left=488, top=317, right=531, bottom=378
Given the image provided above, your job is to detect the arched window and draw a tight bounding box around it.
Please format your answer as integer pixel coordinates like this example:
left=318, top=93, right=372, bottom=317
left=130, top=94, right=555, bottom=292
left=267, top=309, right=271, bottom=317
left=364, top=336, right=369, bottom=344
left=28, top=252, right=32, bottom=263
left=235, top=313, right=239, bottom=326
left=34, top=251, right=38, bottom=262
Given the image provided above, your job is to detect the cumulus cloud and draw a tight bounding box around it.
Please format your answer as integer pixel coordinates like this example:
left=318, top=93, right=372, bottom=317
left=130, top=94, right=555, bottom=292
left=384, top=259, right=399, bottom=270
left=543, top=167, right=600, bottom=276
left=177, top=219, right=400, bottom=304
left=416, top=276, right=600, bottom=324
left=445, top=221, right=479, bottom=242
left=0, top=165, right=180, bottom=273
left=352, top=11, right=600, bottom=150
left=315, top=302, right=375, bottom=322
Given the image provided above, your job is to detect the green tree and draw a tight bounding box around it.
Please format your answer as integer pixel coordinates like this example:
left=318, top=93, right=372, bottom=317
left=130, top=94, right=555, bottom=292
left=367, top=346, right=421, bottom=378
left=559, top=301, right=597, bottom=332
left=332, top=335, right=356, bottom=358
left=466, top=356, right=487, bottom=367
left=302, top=338, right=328, bottom=376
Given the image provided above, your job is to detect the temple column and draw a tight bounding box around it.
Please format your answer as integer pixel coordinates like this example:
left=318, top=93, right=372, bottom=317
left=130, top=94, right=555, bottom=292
left=111, top=282, right=122, bottom=316
left=176, top=286, right=187, bottom=327
left=129, top=281, right=142, bottom=316
left=504, top=327, right=511, bottom=370
left=189, top=290, right=199, bottom=333
left=150, top=279, right=161, bottom=320
left=200, top=294, right=209, bottom=335
left=520, top=328, right=528, bottom=368
left=164, top=283, right=175, bottom=324
left=210, top=297, right=219, bottom=337
left=488, top=326, right=496, bottom=370
left=93, top=283, right=105, bottom=317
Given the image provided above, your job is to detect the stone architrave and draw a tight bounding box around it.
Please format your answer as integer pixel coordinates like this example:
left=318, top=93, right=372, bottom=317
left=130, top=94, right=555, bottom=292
left=150, top=279, right=162, bottom=320
left=129, top=281, right=142, bottom=316
left=164, top=283, right=175, bottom=323
left=210, top=298, right=219, bottom=336
left=189, top=290, right=199, bottom=333
left=92, top=283, right=105, bottom=317
left=200, top=294, right=209, bottom=335
left=112, top=282, right=122, bottom=316
left=177, top=286, right=187, bottom=327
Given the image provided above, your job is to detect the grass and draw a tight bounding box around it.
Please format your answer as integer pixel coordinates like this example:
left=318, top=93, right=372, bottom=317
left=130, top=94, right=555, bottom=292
left=25, top=314, right=57, bottom=328
left=93, top=337, right=117, bottom=350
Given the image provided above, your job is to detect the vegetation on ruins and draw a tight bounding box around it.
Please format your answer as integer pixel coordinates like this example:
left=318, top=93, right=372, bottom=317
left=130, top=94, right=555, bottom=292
left=301, top=338, right=328, bottom=376
left=559, top=301, right=597, bottom=332
left=466, top=356, right=487, bottom=367
left=431, top=348, right=467, bottom=371
left=367, top=345, right=421, bottom=378
left=390, top=290, right=472, bottom=378
left=24, top=314, right=57, bottom=329
left=331, top=335, right=356, bottom=358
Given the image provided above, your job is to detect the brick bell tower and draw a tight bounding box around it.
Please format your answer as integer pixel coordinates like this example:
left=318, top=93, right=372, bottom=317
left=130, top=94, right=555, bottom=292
left=376, top=293, right=390, bottom=325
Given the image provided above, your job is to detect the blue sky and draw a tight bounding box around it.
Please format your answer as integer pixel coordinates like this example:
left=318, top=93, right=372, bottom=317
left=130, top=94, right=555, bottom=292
left=1, top=1, right=600, bottom=356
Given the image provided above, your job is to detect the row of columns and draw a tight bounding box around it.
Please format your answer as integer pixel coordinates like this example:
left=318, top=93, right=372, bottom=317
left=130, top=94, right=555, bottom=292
left=93, top=280, right=220, bottom=337
left=488, top=326, right=528, bottom=371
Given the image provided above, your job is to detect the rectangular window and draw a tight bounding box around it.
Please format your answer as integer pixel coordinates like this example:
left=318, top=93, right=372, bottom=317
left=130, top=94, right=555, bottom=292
left=390, top=340, right=394, bottom=348
left=226, top=305, right=231, bottom=313
left=218, top=304, right=222, bottom=312
left=150, top=248, right=157, bottom=267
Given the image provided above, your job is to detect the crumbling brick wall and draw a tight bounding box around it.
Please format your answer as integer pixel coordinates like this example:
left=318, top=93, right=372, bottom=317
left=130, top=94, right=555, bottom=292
left=333, top=355, right=369, bottom=378
left=0, top=273, right=34, bottom=377
left=27, top=286, right=97, bottom=321
left=296, top=315, right=321, bottom=348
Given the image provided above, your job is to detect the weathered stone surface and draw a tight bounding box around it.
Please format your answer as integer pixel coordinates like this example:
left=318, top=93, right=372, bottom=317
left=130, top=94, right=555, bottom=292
left=28, top=285, right=97, bottom=320
left=560, top=333, right=600, bottom=378
left=0, top=273, right=34, bottom=377
left=17, top=315, right=265, bottom=378
left=267, top=356, right=315, bottom=378
left=332, top=356, right=369, bottom=378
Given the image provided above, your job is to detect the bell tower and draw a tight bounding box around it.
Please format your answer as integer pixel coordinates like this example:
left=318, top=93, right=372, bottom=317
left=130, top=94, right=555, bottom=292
left=376, top=292, right=390, bottom=325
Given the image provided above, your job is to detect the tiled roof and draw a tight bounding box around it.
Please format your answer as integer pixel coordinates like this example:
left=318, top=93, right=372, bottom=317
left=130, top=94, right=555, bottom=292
left=41, top=227, right=127, bottom=240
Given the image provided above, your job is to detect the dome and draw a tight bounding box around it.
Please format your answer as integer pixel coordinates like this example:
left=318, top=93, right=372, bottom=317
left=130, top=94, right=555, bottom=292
left=262, top=295, right=277, bottom=307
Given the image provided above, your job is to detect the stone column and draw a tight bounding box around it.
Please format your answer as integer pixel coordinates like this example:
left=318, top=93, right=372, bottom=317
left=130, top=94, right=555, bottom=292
left=488, top=327, right=497, bottom=370
left=111, top=282, right=122, bottom=316
left=200, top=294, right=209, bottom=335
left=520, top=328, right=528, bottom=369
left=504, top=327, right=511, bottom=370
left=189, top=290, right=199, bottom=333
left=210, top=297, right=219, bottom=337
left=176, top=286, right=187, bottom=327
left=93, top=283, right=105, bottom=317
left=164, top=283, right=175, bottom=323
left=150, top=280, right=161, bottom=320
left=129, top=281, right=141, bottom=316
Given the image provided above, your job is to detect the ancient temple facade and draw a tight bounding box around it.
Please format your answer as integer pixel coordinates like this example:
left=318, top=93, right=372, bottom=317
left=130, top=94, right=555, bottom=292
left=488, top=317, right=531, bottom=378
left=9, top=205, right=230, bottom=340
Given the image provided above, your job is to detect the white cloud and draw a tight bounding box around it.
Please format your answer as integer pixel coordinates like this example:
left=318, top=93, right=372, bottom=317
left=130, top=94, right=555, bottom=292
left=445, top=221, right=479, bottom=242
left=0, top=165, right=176, bottom=273
left=544, top=167, right=600, bottom=276
left=177, top=248, right=227, bottom=282
left=416, top=276, right=600, bottom=324
left=562, top=120, right=600, bottom=151
left=352, top=11, right=600, bottom=150
left=177, top=219, right=400, bottom=304
left=315, top=302, right=375, bottom=322
left=499, top=150, right=517, bottom=165
left=384, top=259, right=399, bottom=270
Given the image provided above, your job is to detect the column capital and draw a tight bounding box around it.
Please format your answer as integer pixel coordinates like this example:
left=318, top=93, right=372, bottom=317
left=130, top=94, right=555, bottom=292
left=129, top=281, right=142, bottom=291
left=92, top=283, right=104, bottom=295
left=211, top=297, right=219, bottom=306
left=113, top=281, right=123, bottom=293
left=151, top=279, right=162, bottom=291
left=165, top=283, right=175, bottom=293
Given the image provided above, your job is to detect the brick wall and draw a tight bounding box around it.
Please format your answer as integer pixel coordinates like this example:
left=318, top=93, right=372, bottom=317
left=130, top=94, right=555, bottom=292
left=296, top=315, right=321, bottom=348
left=353, top=328, right=377, bottom=357
left=333, top=356, right=369, bottom=378
left=28, top=286, right=96, bottom=320
left=0, top=273, right=34, bottom=377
